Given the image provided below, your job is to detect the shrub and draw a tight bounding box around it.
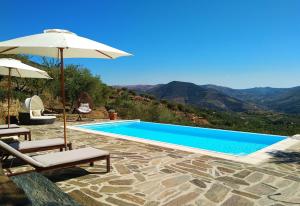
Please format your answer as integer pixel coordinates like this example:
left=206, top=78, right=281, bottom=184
left=177, top=103, right=184, bottom=111
left=167, top=102, right=178, bottom=110
left=128, top=90, right=136, bottom=96
left=160, top=99, right=168, bottom=105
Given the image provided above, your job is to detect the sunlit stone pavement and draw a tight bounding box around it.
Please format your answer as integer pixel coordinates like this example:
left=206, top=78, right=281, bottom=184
left=4, top=121, right=300, bottom=206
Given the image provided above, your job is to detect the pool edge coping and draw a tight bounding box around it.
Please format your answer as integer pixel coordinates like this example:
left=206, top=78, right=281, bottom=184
left=67, top=120, right=299, bottom=165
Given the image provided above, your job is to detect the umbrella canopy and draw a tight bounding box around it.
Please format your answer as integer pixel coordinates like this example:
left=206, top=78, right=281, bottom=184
left=0, top=58, right=51, bottom=79
left=0, top=29, right=131, bottom=58
left=0, top=29, right=131, bottom=147
left=0, top=58, right=51, bottom=128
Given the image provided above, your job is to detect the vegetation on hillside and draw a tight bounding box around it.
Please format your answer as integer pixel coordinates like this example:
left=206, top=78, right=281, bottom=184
left=195, top=109, right=300, bottom=136
left=136, top=81, right=300, bottom=115
left=0, top=55, right=299, bottom=136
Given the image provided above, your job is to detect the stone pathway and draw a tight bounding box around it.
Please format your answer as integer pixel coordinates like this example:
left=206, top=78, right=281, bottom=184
left=4, top=121, right=300, bottom=206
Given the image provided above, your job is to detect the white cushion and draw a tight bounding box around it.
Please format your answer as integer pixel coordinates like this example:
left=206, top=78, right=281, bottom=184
left=1, top=136, right=19, bottom=140
left=31, top=110, right=42, bottom=117
left=43, top=114, right=57, bottom=116
left=0, top=127, right=30, bottom=135
left=78, top=103, right=91, bottom=113
left=80, top=103, right=89, bottom=108
left=31, top=116, right=56, bottom=120
left=9, top=138, right=65, bottom=150
left=32, top=147, right=109, bottom=167
left=77, top=108, right=92, bottom=113
left=0, top=124, right=19, bottom=129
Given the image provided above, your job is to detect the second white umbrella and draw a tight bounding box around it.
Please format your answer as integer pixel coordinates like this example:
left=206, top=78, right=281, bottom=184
left=0, top=58, right=52, bottom=127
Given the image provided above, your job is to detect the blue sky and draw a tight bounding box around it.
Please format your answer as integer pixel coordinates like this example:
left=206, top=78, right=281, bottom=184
left=2, top=0, right=300, bottom=88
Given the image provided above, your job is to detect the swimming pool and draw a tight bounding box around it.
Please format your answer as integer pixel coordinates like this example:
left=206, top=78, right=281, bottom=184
left=75, top=120, right=286, bottom=156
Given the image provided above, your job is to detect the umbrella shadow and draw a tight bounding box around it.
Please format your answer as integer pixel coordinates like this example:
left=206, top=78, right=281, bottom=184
left=267, top=150, right=300, bottom=164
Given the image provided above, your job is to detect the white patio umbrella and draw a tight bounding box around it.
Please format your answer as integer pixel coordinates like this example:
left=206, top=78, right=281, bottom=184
left=0, top=29, right=131, bottom=147
left=0, top=58, right=52, bottom=128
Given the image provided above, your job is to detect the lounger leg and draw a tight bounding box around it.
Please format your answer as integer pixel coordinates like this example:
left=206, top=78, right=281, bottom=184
left=68, top=143, right=73, bottom=150
left=28, top=132, right=31, bottom=141
left=6, top=168, right=13, bottom=176
left=90, top=162, right=94, bottom=166
left=24, top=134, right=27, bottom=141
left=106, top=156, right=110, bottom=173
left=3, top=155, right=9, bottom=161
left=7, top=169, right=37, bottom=177
left=0, top=152, right=9, bottom=162
left=60, top=148, right=63, bottom=152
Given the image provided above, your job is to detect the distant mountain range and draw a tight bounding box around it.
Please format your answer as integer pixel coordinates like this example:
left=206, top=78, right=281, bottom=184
left=116, top=81, right=300, bottom=114
left=116, top=84, right=162, bottom=92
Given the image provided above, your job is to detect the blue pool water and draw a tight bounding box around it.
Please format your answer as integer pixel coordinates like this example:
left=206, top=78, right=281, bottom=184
left=78, top=121, right=286, bottom=156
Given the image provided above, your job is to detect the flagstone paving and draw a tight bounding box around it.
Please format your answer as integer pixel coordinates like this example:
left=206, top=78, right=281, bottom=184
left=3, top=121, right=300, bottom=206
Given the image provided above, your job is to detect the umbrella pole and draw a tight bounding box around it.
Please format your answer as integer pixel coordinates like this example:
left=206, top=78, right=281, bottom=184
left=59, top=48, right=67, bottom=149
left=7, top=68, right=11, bottom=128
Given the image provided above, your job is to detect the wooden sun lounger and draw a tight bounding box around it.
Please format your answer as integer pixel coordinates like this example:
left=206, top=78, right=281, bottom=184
left=0, top=140, right=110, bottom=176
left=6, top=138, right=72, bottom=153
left=0, top=127, right=31, bottom=141
left=0, top=124, right=20, bottom=129
left=0, top=138, right=72, bottom=162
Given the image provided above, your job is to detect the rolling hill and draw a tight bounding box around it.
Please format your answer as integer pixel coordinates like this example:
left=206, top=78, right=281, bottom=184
left=205, top=85, right=300, bottom=114
left=114, top=84, right=162, bottom=92
left=120, top=81, right=300, bottom=114
left=125, top=81, right=259, bottom=112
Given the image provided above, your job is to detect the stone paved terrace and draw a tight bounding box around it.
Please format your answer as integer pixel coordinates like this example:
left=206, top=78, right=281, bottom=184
left=3, top=121, right=300, bottom=206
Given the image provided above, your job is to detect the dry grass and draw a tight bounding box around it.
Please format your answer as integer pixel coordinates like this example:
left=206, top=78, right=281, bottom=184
left=0, top=100, right=21, bottom=124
